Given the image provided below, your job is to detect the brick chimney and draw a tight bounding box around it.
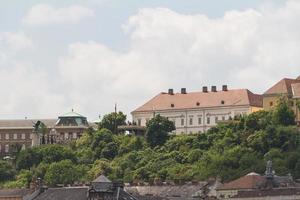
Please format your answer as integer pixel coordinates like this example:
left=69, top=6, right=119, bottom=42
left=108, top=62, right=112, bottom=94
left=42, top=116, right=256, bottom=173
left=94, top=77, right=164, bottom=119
left=202, top=86, right=208, bottom=93
left=168, top=89, right=174, bottom=95
left=181, top=88, right=187, bottom=94
left=211, top=86, right=217, bottom=92
left=222, top=85, right=228, bottom=91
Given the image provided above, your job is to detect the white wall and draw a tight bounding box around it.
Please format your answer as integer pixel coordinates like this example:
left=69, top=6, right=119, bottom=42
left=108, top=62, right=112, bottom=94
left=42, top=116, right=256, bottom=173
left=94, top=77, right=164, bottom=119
left=132, top=105, right=251, bottom=134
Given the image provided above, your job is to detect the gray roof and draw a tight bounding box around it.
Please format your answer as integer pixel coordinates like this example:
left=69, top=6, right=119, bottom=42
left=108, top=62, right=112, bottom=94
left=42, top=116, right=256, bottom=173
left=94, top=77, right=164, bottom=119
left=33, top=187, right=88, bottom=200
left=0, top=189, right=32, bottom=197
left=92, top=175, right=112, bottom=183
left=0, top=119, right=57, bottom=129
left=32, top=187, right=140, bottom=200
left=125, top=183, right=207, bottom=199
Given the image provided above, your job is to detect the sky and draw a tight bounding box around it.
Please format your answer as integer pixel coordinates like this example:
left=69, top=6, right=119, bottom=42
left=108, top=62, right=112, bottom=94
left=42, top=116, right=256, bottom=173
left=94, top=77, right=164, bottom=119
left=0, top=0, right=299, bottom=120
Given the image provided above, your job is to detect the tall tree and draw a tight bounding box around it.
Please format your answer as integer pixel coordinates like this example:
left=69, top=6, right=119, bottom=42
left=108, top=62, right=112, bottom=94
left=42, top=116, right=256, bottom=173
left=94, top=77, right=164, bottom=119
left=272, top=97, right=295, bottom=126
left=99, top=112, right=127, bottom=134
left=146, top=115, right=175, bottom=148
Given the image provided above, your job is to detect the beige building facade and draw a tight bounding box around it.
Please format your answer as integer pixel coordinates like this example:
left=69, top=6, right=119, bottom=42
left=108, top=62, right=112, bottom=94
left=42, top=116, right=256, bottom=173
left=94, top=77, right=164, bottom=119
left=132, top=86, right=263, bottom=134
left=263, top=76, right=300, bottom=124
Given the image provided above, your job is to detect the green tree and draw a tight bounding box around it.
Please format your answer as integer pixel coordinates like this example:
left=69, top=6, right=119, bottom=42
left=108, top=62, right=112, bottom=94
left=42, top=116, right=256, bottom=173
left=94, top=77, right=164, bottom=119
left=99, top=111, right=127, bottom=134
left=273, top=97, right=295, bottom=126
left=0, top=161, right=16, bottom=182
left=44, top=160, right=78, bottom=186
left=146, top=115, right=175, bottom=148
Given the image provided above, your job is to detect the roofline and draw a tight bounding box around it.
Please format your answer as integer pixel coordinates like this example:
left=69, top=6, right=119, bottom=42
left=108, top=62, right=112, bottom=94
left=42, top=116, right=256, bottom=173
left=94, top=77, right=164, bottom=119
left=0, top=125, right=89, bottom=130
left=131, top=104, right=255, bottom=114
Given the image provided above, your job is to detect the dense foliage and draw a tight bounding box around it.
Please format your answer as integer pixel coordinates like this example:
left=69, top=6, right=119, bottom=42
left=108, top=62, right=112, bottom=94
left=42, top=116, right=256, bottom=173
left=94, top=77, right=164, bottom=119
left=1, top=98, right=300, bottom=188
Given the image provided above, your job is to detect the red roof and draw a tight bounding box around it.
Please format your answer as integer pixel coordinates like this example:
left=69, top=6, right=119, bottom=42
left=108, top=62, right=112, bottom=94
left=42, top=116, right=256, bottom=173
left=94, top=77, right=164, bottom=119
left=264, top=78, right=300, bottom=96
left=218, top=173, right=265, bottom=190
left=132, top=89, right=262, bottom=113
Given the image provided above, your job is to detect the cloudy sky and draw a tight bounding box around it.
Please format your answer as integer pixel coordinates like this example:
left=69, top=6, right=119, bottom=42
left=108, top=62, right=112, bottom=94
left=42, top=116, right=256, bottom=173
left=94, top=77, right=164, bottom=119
left=0, top=0, right=299, bottom=120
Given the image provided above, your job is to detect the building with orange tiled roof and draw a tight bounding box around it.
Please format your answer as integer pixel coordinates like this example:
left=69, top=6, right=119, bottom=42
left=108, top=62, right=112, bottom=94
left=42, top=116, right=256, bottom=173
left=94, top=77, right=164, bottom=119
left=216, top=161, right=300, bottom=199
left=131, top=86, right=263, bottom=134
left=263, top=76, right=300, bottom=124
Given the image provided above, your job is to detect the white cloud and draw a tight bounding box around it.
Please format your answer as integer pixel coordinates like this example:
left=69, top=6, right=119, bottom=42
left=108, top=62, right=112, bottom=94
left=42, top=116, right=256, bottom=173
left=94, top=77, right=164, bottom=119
left=0, top=32, right=33, bottom=52
left=23, top=4, right=95, bottom=25
left=58, top=1, right=300, bottom=118
left=2, top=1, right=300, bottom=119
left=0, top=32, right=66, bottom=119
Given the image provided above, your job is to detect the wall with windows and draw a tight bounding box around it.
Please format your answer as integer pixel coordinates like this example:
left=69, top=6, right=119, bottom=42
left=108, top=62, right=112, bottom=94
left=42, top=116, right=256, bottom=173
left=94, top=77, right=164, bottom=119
left=0, top=129, right=32, bottom=156
left=132, top=105, right=252, bottom=134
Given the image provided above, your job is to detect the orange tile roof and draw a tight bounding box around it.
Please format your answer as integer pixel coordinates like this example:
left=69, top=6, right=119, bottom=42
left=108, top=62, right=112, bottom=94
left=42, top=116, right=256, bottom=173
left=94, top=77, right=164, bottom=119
left=218, top=173, right=265, bottom=190
left=292, top=83, right=300, bottom=98
left=264, top=78, right=300, bottom=96
left=132, top=89, right=262, bottom=113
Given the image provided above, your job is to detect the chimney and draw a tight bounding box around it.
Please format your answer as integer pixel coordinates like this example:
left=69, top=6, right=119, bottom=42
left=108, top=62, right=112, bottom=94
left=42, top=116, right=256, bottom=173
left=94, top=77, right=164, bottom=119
left=181, top=88, right=187, bottom=94
left=211, top=86, right=217, bottom=92
left=222, top=85, right=228, bottom=91
left=168, top=88, right=174, bottom=95
left=202, top=86, right=208, bottom=93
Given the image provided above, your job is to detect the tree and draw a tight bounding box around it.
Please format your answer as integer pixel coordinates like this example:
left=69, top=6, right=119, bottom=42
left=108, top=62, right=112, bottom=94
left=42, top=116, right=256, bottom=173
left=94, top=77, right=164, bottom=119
left=44, top=160, right=78, bottom=186
left=272, top=97, right=295, bottom=126
left=99, top=111, right=127, bottom=134
left=146, top=115, right=175, bottom=148
left=0, top=161, right=16, bottom=182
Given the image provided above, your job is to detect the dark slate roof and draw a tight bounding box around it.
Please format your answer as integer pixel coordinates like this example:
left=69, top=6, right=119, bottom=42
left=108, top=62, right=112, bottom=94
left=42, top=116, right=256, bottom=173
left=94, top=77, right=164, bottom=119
left=33, top=187, right=88, bottom=200
left=92, top=175, right=111, bottom=183
left=0, top=189, right=32, bottom=197
left=125, top=182, right=207, bottom=199
left=33, top=186, right=140, bottom=200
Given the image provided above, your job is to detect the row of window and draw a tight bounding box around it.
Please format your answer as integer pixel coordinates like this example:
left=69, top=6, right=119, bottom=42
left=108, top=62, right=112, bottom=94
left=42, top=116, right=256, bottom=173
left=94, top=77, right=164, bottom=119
left=178, top=115, right=227, bottom=126
left=137, top=115, right=229, bottom=126
left=61, top=132, right=79, bottom=140
left=0, top=144, right=26, bottom=153
left=0, top=133, right=27, bottom=140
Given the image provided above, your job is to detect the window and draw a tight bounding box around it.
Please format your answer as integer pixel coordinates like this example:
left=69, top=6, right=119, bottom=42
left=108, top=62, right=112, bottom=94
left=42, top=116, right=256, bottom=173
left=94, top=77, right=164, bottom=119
left=72, top=132, right=77, bottom=139
left=0, top=134, right=1, bottom=139
left=181, top=118, right=185, bottom=126
left=221, top=100, right=225, bottom=105
left=5, top=134, right=9, bottom=140
left=0, top=144, right=1, bottom=152
left=5, top=144, right=9, bottom=153
left=207, top=117, right=210, bottom=124
left=270, top=101, right=273, bottom=107
left=215, top=116, right=218, bottom=123
left=21, top=134, right=26, bottom=140
left=222, top=116, right=226, bottom=121
left=64, top=132, right=69, bottom=140
left=137, top=119, right=141, bottom=126
left=198, top=117, right=202, bottom=125
left=22, top=144, right=26, bottom=150
left=13, top=134, right=18, bottom=140
left=189, top=118, right=193, bottom=125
